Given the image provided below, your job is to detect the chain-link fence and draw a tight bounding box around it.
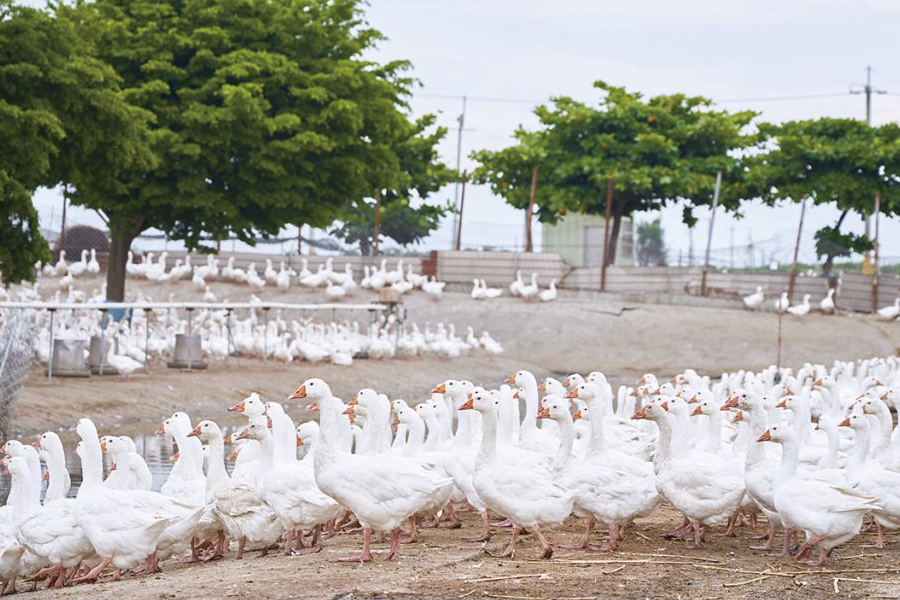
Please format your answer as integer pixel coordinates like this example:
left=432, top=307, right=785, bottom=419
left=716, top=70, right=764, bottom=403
left=0, top=309, right=38, bottom=439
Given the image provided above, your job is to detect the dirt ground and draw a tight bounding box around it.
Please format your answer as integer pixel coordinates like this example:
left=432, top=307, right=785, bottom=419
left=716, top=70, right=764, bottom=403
left=8, top=277, right=900, bottom=598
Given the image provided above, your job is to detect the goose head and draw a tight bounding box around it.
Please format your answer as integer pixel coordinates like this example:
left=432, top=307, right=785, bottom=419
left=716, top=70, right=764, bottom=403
left=229, top=392, right=265, bottom=417
left=459, top=387, right=494, bottom=413
left=630, top=400, right=669, bottom=421
left=537, top=395, right=570, bottom=422
left=290, top=377, right=331, bottom=401
left=188, top=420, right=223, bottom=441
left=757, top=422, right=794, bottom=444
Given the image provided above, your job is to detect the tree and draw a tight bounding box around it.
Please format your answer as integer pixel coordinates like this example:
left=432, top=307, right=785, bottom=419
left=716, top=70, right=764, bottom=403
left=636, top=218, right=667, bottom=267
left=330, top=114, right=455, bottom=254
left=0, top=1, right=150, bottom=284
left=472, top=82, right=759, bottom=264
left=62, top=0, right=425, bottom=300
left=750, top=118, right=900, bottom=277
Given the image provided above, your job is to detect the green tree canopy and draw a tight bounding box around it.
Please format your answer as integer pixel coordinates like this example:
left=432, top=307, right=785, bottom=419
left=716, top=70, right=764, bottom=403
left=472, top=81, right=759, bottom=263
left=61, top=0, right=436, bottom=299
left=749, top=118, right=900, bottom=276
left=636, top=218, right=668, bottom=267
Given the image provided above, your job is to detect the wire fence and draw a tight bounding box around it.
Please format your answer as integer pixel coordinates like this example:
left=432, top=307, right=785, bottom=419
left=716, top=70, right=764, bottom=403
left=0, top=309, right=38, bottom=439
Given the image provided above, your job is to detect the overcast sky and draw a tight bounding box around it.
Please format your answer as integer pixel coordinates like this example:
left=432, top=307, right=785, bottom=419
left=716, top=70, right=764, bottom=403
left=26, top=0, right=900, bottom=266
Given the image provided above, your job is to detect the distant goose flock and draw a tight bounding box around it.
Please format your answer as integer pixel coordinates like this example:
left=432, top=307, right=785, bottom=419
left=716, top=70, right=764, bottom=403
left=3, top=355, right=900, bottom=591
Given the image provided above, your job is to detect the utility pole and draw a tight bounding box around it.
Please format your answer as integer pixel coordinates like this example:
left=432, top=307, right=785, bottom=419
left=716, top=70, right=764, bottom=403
left=455, top=170, right=468, bottom=251
left=450, top=96, right=467, bottom=249
left=850, top=66, right=887, bottom=245
left=700, top=170, right=723, bottom=296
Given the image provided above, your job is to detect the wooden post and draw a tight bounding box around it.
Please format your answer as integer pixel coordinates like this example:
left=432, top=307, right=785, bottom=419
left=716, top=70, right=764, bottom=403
left=59, top=186, right=68, bottom=254
left=525, top=165, right=538, bottom=252
left=297, top=225, right=303, bottom=255
left=373, top=168, right=382, bottom=257
left=455, top=170, right=468, bottom=251
left=600, top=177, right=613, bottom=292
left=872, top=191, right=881, bottom=313
left=787, top=196, right=808, bottom=303
left=700, top=171, right=723, bottom=296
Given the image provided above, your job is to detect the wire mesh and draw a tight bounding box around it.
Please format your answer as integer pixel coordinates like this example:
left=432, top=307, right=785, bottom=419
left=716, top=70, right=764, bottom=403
left=0, top=309, right=38, bottom=439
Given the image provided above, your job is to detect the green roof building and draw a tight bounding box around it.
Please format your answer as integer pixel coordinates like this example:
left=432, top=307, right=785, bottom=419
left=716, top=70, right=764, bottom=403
left=541, top=213, right=634, bottom=267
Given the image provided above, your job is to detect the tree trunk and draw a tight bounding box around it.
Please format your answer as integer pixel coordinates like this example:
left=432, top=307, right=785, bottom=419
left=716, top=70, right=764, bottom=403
left=822, top=209, right=850, bottom=280
left=106, top=215, right=145, bottom=302
left=607, top=200, right=626, bottom=266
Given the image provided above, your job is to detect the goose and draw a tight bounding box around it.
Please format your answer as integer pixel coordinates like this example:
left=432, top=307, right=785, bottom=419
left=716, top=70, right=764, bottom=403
left=631, top=401, right=745, bottom=548
left=325, top=283, right=346, bottom=299
left=743, top=286, right=764, bottom=310
left=67, top=250, right=88, bottom=278
left=101, top=435, right=152, bottom=491
left=519, top=273, right=539, bottom=300
left=480, top=279, right=502, bottom=299
left=820, top=288, right=836, bottom=313
left=542, top=396, right=657, bottom=552
left=290, top=378, right=453, bottom=562
left=188, top=420, right=283, bottom=559
left=421, top=277, right=446, bottom=300
left=105, top=343, right=143, bottom=379
left=52, top=250, right=68, bottom=277
left=787, top=294, right=811, bottom=317
left=774, top=292, right=790, bottom=313
left=538, top=279, right=558, bottom=302
left=878, top=298, right=900, bottom=321
left=509, top=270, right=524, bottom=297
left=460, top=387, right=573, bottom=559
left=157, top=413, right=207, bottom=506
left=202, top=286, right=217, bottom=303
left=86, top=249, right=100, bottom=275
left=758, top=423, right=879, bottom=565
left=470, top=279, right=486, bottom=300
left=275, top=263, right=292, bottom=291
left=0, top=459, right=26, bottom=595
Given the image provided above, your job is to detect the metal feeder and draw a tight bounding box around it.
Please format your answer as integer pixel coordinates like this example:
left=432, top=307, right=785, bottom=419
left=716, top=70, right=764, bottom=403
left=47, top=339, right=90, bottom=378
left=87, top=335, right=113, bottom=375
left=167, top=333, right=207, bottom=370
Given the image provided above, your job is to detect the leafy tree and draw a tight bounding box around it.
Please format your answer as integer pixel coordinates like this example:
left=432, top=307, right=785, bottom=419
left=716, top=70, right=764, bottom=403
left=472, top=82, right=759, bottom=264
left=750, top=118, right=900, bottom=277
left=636, top=218, right=667, bottom=267
left=330, top=115, right=455, bottom=254
left=62, top=0, right=426, bottom=300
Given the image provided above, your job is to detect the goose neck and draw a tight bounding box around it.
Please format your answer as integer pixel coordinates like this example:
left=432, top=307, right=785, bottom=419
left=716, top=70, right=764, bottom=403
left=476, top=409, right=498, bottom=463
left=551, top=416, right=575, bottom=471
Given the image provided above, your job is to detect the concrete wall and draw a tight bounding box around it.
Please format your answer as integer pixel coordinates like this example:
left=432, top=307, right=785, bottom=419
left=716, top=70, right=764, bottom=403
left=435, top=251, right=571, bottom=286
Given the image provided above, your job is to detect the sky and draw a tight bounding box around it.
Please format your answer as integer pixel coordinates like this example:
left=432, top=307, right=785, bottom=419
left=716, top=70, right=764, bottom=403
left=25, top=0, right=900, bottom=266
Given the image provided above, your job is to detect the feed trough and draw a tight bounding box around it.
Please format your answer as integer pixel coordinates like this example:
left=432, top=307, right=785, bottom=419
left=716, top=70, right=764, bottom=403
left=48, top=339, right=90, bottom=378
left=87, top=335, right=114, bottom=375
left=167, top=333, right=207, bottom=370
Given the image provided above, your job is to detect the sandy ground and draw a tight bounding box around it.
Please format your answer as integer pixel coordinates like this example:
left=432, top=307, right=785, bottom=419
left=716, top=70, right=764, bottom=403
left=7, top=276, right=900, bottom=598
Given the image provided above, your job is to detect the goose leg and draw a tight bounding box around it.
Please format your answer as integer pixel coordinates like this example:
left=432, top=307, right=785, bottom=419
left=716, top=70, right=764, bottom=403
left=749, top=524, right=776, bottom=550
left=485, top=526, right=521, bottom=558
left=73, top=557, right=113, bottom=584
left=721, top=513, right=738, bottom=537
left=807, top=547, right=833, bottom=567
left=385, top=527, right=402, bottom=560
left=665, top=516, right=691, bottom=539
left=336, top=526, right=374, bottom=563
left=51, top=564, right=68, bottom=589
left=235, top=536, right=247, bottom=560
left=464, top=512, right=492, bottom=543
left=558, top=520, right=594, bottom=550
left=795, top=533, right=827, bottom=561
left=491, top=517, right=513, bottom=528
left=876, top=523, right=885, bottom=548
left=445, top=503, right=463, bottom=529
left=683, top=521, right=704, bottom=549
left=293, top=525, right=324, bottom=555
left=530, top=524, right=554, bottom=559
left=401, top=515, right=419, bottom=543
left=781, top=528, right=795, bottom=557
left=599, top=522, right=619, bottom=552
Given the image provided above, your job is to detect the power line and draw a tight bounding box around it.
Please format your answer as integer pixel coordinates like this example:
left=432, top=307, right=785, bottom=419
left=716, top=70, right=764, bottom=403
left=417, top=92, right=544, bottom=105
left=717, top=92, right=849, bottom=103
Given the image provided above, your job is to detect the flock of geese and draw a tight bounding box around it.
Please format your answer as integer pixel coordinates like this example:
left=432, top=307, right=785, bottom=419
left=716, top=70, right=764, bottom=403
left=3, top=356, right=900, bottom=592
left=742, top=287, right=836, bottom=316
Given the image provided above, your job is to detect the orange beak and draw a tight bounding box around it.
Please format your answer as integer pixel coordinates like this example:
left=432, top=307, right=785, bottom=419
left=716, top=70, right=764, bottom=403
left=631, top=408, right=647, bottom=420
left=431, top=383, right=446, bottom=394
left=171, top=451, right=180, bottom=462
left=42, top=469, right=50, bottom=481
left=732, top=411, right=743, bottom=423
left=660, top=401, right=669, bottom=411
left=536, top=407, right=550, bottom=419
left=637, top=376, right=646, bottom=385
left=561, top=378, right=571, bottom=388
left=223, top=434, right=232, bottom=444
left=629, top=389, right=637, bottom=397
left=839, top=417, right=851, bottom=427
left=31, top=441, right=41, bottom=449
left=289, top=384, right=308, bottom=400
left=565, top=388, right=578, bottom=399
left=296, top=435, right=304, bottom=447
left=775, top=399, right=787, bottom=409
left=876, top=379, right=885, bottom=386
left=228, top=401, right=245, bottom=412
left=155, top=424, right=165, bottom=435
left=100, top=441, right=107, bottom=452
left=392, top=416, right=400, bottom=427
left=537, top=382, right=546, bottom=393
left=459, top=394, right=474, bottom=411
left=228, top=450, right=239, bottom=461
left=349, top=396, right=359, bottom=406
left=187, top=425, right=202, bottom=437
left=267, top=417, right=273, bottom=428
left=721, top=396, right=739, bottom=410
left=308, top=401, right=319, bottom=411
left=813, top=378, right=823, bottom=387
left=691, top=405, right=703, bottom=416
left=572, top=410, right=582, bottom=421
left=503, top=373, right=516, bottom=384
left=687, top=394, right=698, bottom=404
left=236, top=428, right=250, bottom=441
left=757, top=429, right=771, bottom=442
left=342, top=405, right=355, bottom=416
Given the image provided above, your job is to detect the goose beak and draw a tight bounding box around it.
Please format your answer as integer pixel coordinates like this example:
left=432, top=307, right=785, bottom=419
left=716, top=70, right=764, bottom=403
left=459, top=394, right=474, bottom=411
left=296, top=435, right=304, bottom=447
left=290, top=384, right=307, bottom=400
left=687, top=394, right=698, bottom=404
left=572, top=410, right=582, bottom=420
left=503, top=374, right=516, bottom=384
left=267, top=417, right=273, bottom=428
left=236, top=428, right=250, bottom=440
left=775, top=399, right=787, bottom=409
left=732, top=411, right=743, bottom=423
left=757, top=429, right=771, bottom=442
left=155, top=425, right=165, bottom=435
left=109, top=463, right=117, bottom=472
left=839, top=417, right=851, bottom=427
left=42, top=470, right=50, bottom=481
left=537, top=383, right=546, bottom=393
left=349, top=396, right=358, bottom=406
left=631, top=408, right=647, bottom=420
left=565, top=388, right=578, bottom=399
left=660, top=401, right=669, bottom=411
left=431, top=383, right=446, bottom=394
left=691, top=405, right=703, bottom=416
left=561, top=378, right=571, bottom=388
left=882, top=392, right=889, bottom=401
left=223, top=434, right=232, bottom=444
left=813, top=378, right=823, bottom=387
left=171, top=452, right=180, bottom=462
left=637, top=376, right=646, bottom=385
left=392, top=416, right=400, bottom=427
left=100, top=441, right=107, bottom=452
left=228, top=401, right=245, bottom=412
left=31, top=441, right=41, bottom=449
left=629, top=389, right=637, bottom=397
left=308, top=401, right=319, bottom=411
left=187, top=426, right=202, bottom=438
left=228, top=450, right=239, bottom=461
left=342, top=405, right=355, bottom=416
left=536, top=407, right=550, bottom=419
left=721, top=396, right=739, bottom=410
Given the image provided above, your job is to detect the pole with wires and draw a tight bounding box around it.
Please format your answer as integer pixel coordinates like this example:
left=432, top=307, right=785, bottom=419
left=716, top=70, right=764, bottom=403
left=450, top=96, right=467, bottom=249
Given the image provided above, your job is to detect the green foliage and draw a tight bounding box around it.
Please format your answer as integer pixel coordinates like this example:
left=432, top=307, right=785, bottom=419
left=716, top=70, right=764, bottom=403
left=636, top=219, right=668, bottom=267
left=813, top=226, right=873, bottom=260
